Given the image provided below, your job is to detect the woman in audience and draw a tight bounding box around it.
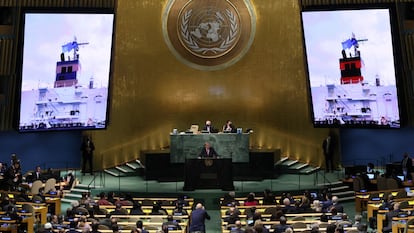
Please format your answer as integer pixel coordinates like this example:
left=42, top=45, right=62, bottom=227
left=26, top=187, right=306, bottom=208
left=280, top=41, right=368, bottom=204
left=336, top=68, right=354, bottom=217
left=244, top=193, right=258, bottom=206
left=298, top=195, right=311, bottom=212
left=97, top=192, right=114, bottom=205
left=78, top=215, right=91, bottom=232
left=150, top=203, right=164, bottom=215
left=312, top=199, right=322, bottom=212
left=107, top=191, right=116, bottom=204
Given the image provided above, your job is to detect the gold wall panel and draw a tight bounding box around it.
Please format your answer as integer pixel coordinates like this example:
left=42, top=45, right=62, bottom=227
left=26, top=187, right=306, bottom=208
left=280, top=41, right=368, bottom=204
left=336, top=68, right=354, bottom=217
left=89, top=0, right=336, bottom=170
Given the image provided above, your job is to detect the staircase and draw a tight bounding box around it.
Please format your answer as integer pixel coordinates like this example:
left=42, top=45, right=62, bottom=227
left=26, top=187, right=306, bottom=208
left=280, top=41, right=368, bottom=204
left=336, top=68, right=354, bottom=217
left=317, top=180, right=355, bottom=202
left=274, top=157, right=355, bottom=201
left=104, top=159, right=145, bottom=177
left=61, top=177, right=104, bottom=204
left=274, top=157, right=321, bottom=175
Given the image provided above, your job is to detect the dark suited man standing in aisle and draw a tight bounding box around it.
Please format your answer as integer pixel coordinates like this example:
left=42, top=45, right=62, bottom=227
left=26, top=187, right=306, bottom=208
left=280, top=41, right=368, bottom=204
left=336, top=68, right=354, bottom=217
left=322, top=134, right=335, bottom=173
left=81, top=135, right=95, bottom=175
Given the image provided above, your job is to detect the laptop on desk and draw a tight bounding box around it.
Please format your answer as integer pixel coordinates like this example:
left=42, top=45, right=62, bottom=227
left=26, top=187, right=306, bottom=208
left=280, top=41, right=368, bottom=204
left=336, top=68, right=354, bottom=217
left=367, top=173, right=375, bottom=180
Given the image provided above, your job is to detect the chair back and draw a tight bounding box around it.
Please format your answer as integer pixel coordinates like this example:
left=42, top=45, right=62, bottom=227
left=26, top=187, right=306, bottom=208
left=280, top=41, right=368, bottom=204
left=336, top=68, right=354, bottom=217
left=30, top=180, right=43, bottom=195
left=396, top=190, right=407, bottom=199
left=21, top=203, right=34, bottom=214
left=404, top=216, right=414, bottom=233
left=291, top=216, right=306, bottom=221
left=44, top=178, right=56, bottom=193
left=353, top=177, right=365, bottom=192
left=377, top=176, right=388, bottom=190
left=386, top=178, right=399, bottom=190
left=291, top=222, right=307, bottom=228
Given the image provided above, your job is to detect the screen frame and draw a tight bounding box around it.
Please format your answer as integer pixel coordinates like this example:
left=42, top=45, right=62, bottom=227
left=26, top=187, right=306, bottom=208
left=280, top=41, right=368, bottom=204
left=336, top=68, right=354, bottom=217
left=15, top=7, right=116, bottom=133
left=300, top=3, right=406, bottom=129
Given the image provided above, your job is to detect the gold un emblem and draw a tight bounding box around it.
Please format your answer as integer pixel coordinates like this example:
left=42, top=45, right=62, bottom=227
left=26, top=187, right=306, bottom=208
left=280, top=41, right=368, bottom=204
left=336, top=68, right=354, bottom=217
left=162, top=0, right=256, bottom=70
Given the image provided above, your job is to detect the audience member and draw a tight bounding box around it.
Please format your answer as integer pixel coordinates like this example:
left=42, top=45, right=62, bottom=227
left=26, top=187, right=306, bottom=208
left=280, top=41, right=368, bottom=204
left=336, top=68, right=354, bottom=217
left=244, top=193, right=258, bottom=206
left=97, top=192, right=114, bottom=205
left=253, top=219, right=269, bottom=233
left=281, top=198, right=296, bottom=214
left=162, top=215, right=181, bottom=231
left=299, top=195, right=311, bottom=212
left=78, top=215, right=91, bottom=232
left=326, top=224, right=337, bottom=233
left=90, top=223, right=101, bottom=233
left=224, top=206, right=241, bottom=224
left=353, top=214, right=363, bottom=227
left=263, top=189, right=276, bottom=205
left=173, top=203, right=188, bottom=216
left=136, top=220, right=149, bottom=233
left=149, top=203, right=164, bottom=215
left=115, top=193, right=133, bottom=206
left=357, top=223, right=368, bottom=233
left=272, top=216, right=291, bottom=233
left=43, top=222, right=53, bottom=233
left=383, top=202, right=402, bottom=233
left=312, top=200, right=322, bottom=212
left=310, top=223, right=320, bottom=233
left=230, top=220, right=245, bottom=233
left=222, top=191, right=240, bottom=206
left=328, top=196, right=344, bottom=213
left=109, top=203, right=127, bottom=216
left=107, top=191, right=116, bottom=204
left=67, top=219, right=79, bottom=233
left=130, top=201, right=145, bottom=215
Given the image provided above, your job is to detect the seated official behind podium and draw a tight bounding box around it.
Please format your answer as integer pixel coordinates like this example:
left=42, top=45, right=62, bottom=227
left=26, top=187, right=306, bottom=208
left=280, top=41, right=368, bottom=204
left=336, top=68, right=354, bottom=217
left=203, top=120, right=219, bottom=133
left=222, top=120, right=236, bottom=133
left=199, top=142, right=218, bottom=159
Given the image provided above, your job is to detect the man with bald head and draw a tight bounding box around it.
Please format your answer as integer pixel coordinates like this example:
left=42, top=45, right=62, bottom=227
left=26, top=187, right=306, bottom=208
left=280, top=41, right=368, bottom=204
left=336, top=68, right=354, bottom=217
left=189, top=203, right=211, bottom=233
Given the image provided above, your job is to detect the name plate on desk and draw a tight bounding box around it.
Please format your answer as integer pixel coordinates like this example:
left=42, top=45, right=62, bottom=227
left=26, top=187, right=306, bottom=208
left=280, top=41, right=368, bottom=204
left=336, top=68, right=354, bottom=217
left=170, top=133, right=250, bottom=163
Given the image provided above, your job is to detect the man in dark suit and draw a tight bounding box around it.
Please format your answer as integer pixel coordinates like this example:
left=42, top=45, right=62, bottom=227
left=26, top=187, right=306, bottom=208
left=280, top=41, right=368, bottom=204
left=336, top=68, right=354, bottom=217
left=401, top=152, right=413, bottom=180
left=203, top=120, right=218, bottom=133
left=322, top=134, right=335, bottom=172
left=199, top=142, right=218, bottom=158
left=28, top=165, right=44, bottom=183
left=189, top=203, right=210, bottom=233
left=80, top=135, right=95, bottom=175
left=162, top=215, right=181, bottom=231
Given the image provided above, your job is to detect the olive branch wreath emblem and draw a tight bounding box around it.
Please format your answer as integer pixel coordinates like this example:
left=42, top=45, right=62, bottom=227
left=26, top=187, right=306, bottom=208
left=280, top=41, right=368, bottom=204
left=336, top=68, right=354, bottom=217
left=180, top=8, right=239, bottom=55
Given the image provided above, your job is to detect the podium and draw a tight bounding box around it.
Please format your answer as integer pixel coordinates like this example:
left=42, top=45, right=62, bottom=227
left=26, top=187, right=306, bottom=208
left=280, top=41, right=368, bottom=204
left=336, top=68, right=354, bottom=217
left=183, top=158, right=234, bottom=191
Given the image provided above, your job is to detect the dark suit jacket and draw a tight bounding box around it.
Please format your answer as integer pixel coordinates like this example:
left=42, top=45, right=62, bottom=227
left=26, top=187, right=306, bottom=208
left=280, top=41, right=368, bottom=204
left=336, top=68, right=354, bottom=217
left=402, top=156, right=413, bottom=171
left=189, top=208, right=210, bottom=232
left=199, top=147, right=218, bottom=158
left=202, top=125, right=218, bottom=133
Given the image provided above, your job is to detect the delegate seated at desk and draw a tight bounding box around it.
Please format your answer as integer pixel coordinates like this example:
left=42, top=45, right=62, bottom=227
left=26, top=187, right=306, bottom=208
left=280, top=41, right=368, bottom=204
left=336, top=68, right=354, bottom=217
left=199, top=142, right=218, bottom=159
left=222, top=120, right=236, bottom=133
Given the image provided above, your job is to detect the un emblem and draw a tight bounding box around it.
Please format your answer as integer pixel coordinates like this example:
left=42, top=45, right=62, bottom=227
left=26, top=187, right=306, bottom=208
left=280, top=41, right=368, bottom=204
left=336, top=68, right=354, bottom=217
left=163, top=0, right=256, bottom=70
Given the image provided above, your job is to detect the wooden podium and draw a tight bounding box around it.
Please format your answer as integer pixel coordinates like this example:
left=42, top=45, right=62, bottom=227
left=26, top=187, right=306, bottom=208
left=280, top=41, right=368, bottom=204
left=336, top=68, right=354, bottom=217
left=183, top=158, right=234, bottom=191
